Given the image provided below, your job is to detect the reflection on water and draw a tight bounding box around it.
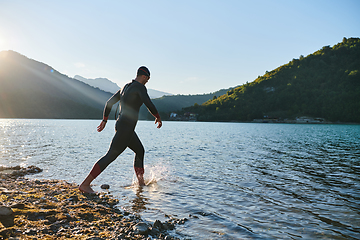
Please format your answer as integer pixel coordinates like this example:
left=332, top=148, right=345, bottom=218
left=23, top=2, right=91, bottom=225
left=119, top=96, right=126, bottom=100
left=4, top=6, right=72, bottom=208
left=129, top=187, right=148, bottom=213
left=1, top=119, right=359, bottom=240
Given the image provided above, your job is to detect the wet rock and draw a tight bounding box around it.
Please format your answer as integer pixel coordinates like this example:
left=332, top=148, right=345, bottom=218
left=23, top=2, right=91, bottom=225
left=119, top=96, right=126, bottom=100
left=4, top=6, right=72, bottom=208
left=133, top=222, right=149, bottom=235
left=148, top=226, right=160, bottom=236
left=77, top=212, right=95, bottom=221
left=163, top=221, right=175, bottom=230
left=67, top=195, right=79, bottom=202
left=100, top=184, right=110, bottom=189
left=10, top=203, right=25, bottom=209
left=49, top=222, right=60, bottom=231
left=0, top=165, right=43, bottom=179
left=34, top=180, right=42, bottom=184
left=189, top=214, right=199, bottom=219
left=45, top=215, right=57, bottom=223
left=27, top=212, right=44, bottom=221
left=0, top=228, right=15, bottom=239
left=153, top=219, right=164, bottom=229
left=26, top=165, right=42, bottom=174
left=177, top=217, right=188, bottom=224
left=0, top=206, right=13, bottom=216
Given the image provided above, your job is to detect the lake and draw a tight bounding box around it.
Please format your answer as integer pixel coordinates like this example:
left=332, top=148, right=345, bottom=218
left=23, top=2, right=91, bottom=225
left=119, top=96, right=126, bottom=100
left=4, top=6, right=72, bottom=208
left=0, top=119, right=359, bottom=239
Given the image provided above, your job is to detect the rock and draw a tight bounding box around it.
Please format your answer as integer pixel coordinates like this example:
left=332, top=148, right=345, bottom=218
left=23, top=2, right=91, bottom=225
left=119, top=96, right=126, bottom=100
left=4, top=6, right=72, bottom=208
left=163, top=222, right=175, bottom=230
left=177, top=218, right=188, bottom=224
left=77, top=212, right=94, bottom=221
left=10, top=203, right=25, bottom=209
left=153, top=220, right=163, bottom=229
left=133, top=222, right=149, bottom=235
left=26, top=165, right=42, bottom=174
left=67, top=195, right=79, bottom=202
left=100, top=184, right=110, bottom=189
left=0, top=228, right=15, bottom=239
left=0, top=206, right=13, bottom=216
left=148, top=227, right=160, bottom=236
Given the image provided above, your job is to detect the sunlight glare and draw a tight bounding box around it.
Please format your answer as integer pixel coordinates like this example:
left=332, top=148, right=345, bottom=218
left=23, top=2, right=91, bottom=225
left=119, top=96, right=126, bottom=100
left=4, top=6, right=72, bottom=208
left=0, top=37, right=5, bottom=48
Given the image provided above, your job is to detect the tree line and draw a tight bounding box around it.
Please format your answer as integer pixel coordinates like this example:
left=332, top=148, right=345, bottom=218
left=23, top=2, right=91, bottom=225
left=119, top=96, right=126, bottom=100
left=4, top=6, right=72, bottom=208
left=182, top=37, right=360, bottom=123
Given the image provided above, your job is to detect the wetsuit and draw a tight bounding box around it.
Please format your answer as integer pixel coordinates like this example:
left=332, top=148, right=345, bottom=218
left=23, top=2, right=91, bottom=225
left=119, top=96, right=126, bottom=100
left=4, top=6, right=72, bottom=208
left=89, top=80, right=159, bottom=179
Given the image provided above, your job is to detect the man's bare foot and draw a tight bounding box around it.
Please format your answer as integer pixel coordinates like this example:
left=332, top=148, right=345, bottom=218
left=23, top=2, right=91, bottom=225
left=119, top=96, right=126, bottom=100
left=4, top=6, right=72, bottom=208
left=78, top=184, right=96, bottom=194
left=138, top=178, right=145, bottom=186
left=134, top=167, right=145, bottom=186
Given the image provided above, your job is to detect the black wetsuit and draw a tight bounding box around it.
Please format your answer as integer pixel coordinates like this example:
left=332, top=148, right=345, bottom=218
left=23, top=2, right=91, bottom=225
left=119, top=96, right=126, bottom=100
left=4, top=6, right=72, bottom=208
left=89, top=80, right=159, bottom=178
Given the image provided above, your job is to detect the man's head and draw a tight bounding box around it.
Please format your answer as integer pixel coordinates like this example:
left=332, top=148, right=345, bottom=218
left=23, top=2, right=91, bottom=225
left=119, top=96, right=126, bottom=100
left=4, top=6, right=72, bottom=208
left=136, top=66, right=150, bottom=85
left=137, top=66, right=150, bottom=77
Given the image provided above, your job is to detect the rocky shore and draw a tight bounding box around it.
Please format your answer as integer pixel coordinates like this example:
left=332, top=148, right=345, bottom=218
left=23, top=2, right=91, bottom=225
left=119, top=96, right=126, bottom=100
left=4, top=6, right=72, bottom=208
left=0, top=166, right=187, bottom=240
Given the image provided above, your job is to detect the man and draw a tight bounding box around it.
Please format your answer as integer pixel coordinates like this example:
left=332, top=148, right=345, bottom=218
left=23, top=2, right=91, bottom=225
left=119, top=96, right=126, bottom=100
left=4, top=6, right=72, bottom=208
left=79, top=66, right=162, bottom=193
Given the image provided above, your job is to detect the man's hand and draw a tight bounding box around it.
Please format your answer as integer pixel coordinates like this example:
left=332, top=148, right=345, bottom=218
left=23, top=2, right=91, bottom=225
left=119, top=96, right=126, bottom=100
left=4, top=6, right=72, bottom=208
left=97, top=120, right=106, bottom=132
left=155, top=117, right=162, bottom=129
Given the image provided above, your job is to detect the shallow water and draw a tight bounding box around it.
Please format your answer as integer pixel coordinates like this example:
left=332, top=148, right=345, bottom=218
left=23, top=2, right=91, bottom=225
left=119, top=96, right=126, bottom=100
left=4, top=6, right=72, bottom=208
left=1, top=119, right=359, bottom=239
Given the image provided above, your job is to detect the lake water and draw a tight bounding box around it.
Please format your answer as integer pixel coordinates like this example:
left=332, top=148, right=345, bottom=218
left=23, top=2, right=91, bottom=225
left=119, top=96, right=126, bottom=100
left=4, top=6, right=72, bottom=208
left=0, top=119, right=359, bottom=239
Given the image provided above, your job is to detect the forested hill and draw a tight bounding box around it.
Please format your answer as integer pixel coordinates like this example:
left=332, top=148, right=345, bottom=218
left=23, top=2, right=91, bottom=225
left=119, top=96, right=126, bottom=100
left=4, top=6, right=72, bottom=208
left=138, top=88, right=232, bottom=119
left=0, top=51, right=113, bottom=119
left=184, top=37, right=360, bottom=123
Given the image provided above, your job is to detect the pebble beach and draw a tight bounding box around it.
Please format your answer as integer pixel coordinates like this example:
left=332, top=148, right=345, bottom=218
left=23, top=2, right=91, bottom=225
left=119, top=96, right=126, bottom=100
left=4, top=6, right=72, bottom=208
left=0, top=166, right=186, bottom=240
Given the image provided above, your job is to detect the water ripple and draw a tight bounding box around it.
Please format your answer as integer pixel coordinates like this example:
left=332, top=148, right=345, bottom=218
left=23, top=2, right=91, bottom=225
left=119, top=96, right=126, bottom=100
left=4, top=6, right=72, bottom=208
left=1, top=120, right=359, bottom=239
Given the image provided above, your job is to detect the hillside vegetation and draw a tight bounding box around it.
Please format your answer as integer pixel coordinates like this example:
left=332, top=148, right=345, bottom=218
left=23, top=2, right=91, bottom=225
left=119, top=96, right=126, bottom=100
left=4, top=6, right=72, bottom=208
left=138, top=88, right=232, bottom=120
left=184, top=37, right=360, bottom=123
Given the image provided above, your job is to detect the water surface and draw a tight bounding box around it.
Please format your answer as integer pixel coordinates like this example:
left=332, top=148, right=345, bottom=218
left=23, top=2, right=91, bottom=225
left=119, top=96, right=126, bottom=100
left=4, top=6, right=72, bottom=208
left=0, top=119, right=359, bottom=239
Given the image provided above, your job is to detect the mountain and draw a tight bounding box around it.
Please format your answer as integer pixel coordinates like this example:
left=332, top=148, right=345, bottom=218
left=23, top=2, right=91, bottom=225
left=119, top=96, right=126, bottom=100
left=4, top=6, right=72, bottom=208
left=147, top=89, right=173, bottom=99
left=74, top=75, right=172, bottom=99
left=0, top=50, right=220, bottom=120
left=74, top=75, right=120, bottom=94
left=0, top=51, right=113, bottom=119
left=183, top=37, right=360, bottom=123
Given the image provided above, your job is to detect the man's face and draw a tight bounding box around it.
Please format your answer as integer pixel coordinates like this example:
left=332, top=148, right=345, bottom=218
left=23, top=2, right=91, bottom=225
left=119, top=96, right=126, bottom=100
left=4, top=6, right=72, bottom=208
left=140, top=75, right=150, bottom=85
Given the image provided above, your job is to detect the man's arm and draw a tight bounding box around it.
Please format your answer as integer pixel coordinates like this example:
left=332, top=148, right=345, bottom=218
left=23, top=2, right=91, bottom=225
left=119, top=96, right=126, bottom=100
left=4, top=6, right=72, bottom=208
left=98, top=90, right=121, bottom=132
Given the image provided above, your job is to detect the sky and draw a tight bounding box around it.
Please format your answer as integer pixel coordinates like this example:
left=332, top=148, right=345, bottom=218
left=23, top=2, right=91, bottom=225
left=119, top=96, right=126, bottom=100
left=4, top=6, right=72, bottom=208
left=0, top=0, right=359, bottom=95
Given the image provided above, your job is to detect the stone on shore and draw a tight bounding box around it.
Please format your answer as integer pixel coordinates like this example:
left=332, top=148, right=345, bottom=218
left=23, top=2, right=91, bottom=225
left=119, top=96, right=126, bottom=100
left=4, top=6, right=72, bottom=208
left=100, top=184, right=110, bottom=189
left=0, top=206, right=13, bottom=216
left=133, top=222, right=149, bottom=235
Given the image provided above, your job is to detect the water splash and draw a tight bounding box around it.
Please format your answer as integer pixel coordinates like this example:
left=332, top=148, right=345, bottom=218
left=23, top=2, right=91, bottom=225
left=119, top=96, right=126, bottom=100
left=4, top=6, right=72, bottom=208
left=131, top=163, right=169, bottom=187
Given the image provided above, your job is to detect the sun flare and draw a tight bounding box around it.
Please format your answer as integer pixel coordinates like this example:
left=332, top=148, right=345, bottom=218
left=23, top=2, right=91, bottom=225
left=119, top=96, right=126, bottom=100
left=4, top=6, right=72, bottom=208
left=0, top=37, right=6, bottom=49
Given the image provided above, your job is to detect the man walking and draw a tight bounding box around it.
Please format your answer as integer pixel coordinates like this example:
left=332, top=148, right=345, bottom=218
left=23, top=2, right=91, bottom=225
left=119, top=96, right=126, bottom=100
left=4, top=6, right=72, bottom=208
left=79, top=66, right=162, bottom=193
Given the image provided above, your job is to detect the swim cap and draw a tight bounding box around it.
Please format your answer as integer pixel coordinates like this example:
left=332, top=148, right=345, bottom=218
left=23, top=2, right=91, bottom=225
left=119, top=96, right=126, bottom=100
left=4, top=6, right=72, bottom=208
left=137, top=66, right=150, bottom=77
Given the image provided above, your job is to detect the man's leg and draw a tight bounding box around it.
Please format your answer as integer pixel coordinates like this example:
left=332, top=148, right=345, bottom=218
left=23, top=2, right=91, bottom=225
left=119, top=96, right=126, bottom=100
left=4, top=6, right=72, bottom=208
left=128, top=132, right=145, bottom=186
left=79, top=122, right=133, bottom=193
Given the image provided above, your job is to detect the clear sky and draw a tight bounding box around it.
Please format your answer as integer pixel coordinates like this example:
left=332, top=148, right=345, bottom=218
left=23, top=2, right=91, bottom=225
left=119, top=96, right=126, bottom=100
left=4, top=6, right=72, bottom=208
left=0, top=0, right=359, bottom=95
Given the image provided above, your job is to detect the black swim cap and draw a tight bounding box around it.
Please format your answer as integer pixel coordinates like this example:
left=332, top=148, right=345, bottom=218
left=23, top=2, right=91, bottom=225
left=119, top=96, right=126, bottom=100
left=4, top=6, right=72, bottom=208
left=137, top=66, right=150, bottom=77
